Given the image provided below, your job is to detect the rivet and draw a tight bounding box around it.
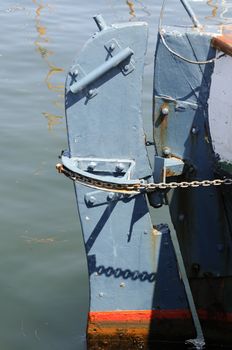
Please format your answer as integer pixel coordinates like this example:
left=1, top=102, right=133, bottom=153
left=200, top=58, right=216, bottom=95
left=88, top=196, right=96, bottom=205
left=124, top=65, right=129, bottom=71
left=115, top=163, right=124, bottom=172
left=120, top=282, right=125, bottom=288
left=110, top=43, right=115, bottom=50
left=178, top=214, right=185, bottom=221
left=99, top=292, right=104, bottom=297
left=74, top=69, right=79, bottom=75
left=88, top=89, right=94, bottom=97
left=161, top=107, right=169, bottom=115
left=191, top=127, right=198, bottom=135
left=162, top=147, right=171, bottom=157
left=87, top=161, right=97, bottom=171
left=107, top=192, right=116, bottom=201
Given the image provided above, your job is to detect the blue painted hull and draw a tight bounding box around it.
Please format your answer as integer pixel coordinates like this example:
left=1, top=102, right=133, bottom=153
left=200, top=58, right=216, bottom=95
left=57, top=6, right=232, bottom=348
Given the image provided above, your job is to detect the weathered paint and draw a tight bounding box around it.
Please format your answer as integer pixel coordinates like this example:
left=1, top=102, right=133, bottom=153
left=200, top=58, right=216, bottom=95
left=87, top=310, right=194, bottom=349
left=59, top=12, right=232, bottom=347
left=87, top=307, right=232, bottom=348
left=211, top=33, right=232, bottom=57
left=154, top=26, right=232, bottom=276
left=208, top=54, right=232, bottom=171
left=153, top=23, right=232, bottom=346
left=65, top=20, right=189, bottom=329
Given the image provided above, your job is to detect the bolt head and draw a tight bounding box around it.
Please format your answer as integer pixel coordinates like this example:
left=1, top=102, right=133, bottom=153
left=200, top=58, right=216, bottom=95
left=191, top=127, right=198, bottom=135
left=115, top=163, right=124, bottom=172
left=163, top=147, right=171, bottom=157
left=88, top=196, right=96, bottom=205
left=107, top=192, right=116, bottom=201
left=87, top=161, right=97, bottom=171
left=161, top=107, right=169, bottom=115
left=110, top=43, right=115, bottom=50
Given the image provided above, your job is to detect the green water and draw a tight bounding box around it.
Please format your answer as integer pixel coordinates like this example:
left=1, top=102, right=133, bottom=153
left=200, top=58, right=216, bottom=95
left=1, top=1, right=231, bottom=349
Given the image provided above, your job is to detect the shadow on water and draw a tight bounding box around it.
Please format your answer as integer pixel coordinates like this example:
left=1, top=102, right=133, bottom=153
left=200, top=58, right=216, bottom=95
left=33, top=0, right=64, bottom=130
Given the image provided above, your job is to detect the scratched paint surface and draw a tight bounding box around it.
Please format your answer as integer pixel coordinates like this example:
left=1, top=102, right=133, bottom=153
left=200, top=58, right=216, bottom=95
left=1, top=1, right=232, bottom=349
left=208, top=54, right=232, bottom=168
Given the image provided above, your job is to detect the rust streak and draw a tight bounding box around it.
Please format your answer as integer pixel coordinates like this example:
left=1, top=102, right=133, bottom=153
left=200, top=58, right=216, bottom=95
left=159, top=102, right=169, bottom=148
left=212, top=26, right=232, bottom=56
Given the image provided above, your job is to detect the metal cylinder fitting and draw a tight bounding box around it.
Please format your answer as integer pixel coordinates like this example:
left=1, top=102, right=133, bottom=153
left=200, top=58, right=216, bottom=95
left=163, top=147, right=171, bottom=157
left=161, top=107, right=169, bottom=116
left=87, top=161, right=97, bottom=171
left=93, top=14, right=107, bottom=31
left=115, top=163, right=124, bottom=172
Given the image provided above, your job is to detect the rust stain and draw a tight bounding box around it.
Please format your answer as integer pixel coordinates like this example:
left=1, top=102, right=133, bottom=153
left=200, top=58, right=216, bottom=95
left=152, top=227, right=160, bottom=236
left=87, top=310, right=195, bottom=349
left=165, top=168, right=178, bottom=177
left=88, top=321, right=148, bottom=349
left=212, top=25, right=232, bottom=56
left=159, top=102, right=169, bottom=149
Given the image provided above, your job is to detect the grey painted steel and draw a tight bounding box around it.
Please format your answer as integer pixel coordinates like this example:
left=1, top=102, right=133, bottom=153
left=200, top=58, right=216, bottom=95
left=59, top=10, right=232, bottom=346
left=65, top=21, right=152, bottom=180
left=154, top=24, right=232, bottom=294
left=74, top=182, right=189, bottom=312
left=70, top=47, right=134, bottom=94
left=170, top=225, right=205, bottom=347
left=93, top=14, right=108, bottom=32
left=180, top=0, right=201, bottom=28
left=64, top=18, right=189, bottom=320
left=61, top=153, right=139, bottom=185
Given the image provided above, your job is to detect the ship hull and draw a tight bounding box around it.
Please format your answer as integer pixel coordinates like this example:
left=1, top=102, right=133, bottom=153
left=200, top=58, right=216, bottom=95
left=59, top=7, right=232, bottom=348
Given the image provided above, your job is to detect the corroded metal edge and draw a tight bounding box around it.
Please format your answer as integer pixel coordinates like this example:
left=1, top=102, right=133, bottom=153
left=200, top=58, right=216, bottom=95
left=211, top=34, right=232, bottom=57
left=87, top=309, right=232, bottom=349
left=87, top=310, right=194, bottom=349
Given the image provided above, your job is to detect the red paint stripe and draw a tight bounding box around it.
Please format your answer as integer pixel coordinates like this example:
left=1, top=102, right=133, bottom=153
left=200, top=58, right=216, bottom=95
left=89, top=309, right=191, bottom=322
left=89, top=309, right=232, bottom=323
left=198, top=309, right=232, bottom=322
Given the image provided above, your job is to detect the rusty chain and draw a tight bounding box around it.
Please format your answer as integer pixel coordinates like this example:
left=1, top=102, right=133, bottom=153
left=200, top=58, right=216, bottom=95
left=56, top=163, right=232, bottom=194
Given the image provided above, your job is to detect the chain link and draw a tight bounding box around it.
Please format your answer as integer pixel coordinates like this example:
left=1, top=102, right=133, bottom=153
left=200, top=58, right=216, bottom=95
left=56, top=163, right=232, bottom=194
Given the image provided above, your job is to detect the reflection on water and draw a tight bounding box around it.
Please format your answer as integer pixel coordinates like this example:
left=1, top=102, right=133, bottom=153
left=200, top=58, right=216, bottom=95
left=33, top=0, right=64, bottom=130
left=135, top=0, right=151, bottom=18
left=206, top=0, right=232, bottom=23
left=126, top=0, right=136, bottom=19
left=221, top=0, right=232, bottom=22
left=206, top=0, right=219, bottom=18
left=125, top=0, right=151, bottom=20
left=42, top=111, right=63, bottom=131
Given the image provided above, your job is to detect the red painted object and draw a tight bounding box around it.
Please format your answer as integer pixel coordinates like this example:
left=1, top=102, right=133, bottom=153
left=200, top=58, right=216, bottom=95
left=212, top=28, right=232, bottom=56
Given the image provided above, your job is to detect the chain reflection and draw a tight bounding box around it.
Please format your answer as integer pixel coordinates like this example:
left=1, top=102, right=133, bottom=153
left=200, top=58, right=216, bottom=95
left=33, top=0, right=64, bottom=130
